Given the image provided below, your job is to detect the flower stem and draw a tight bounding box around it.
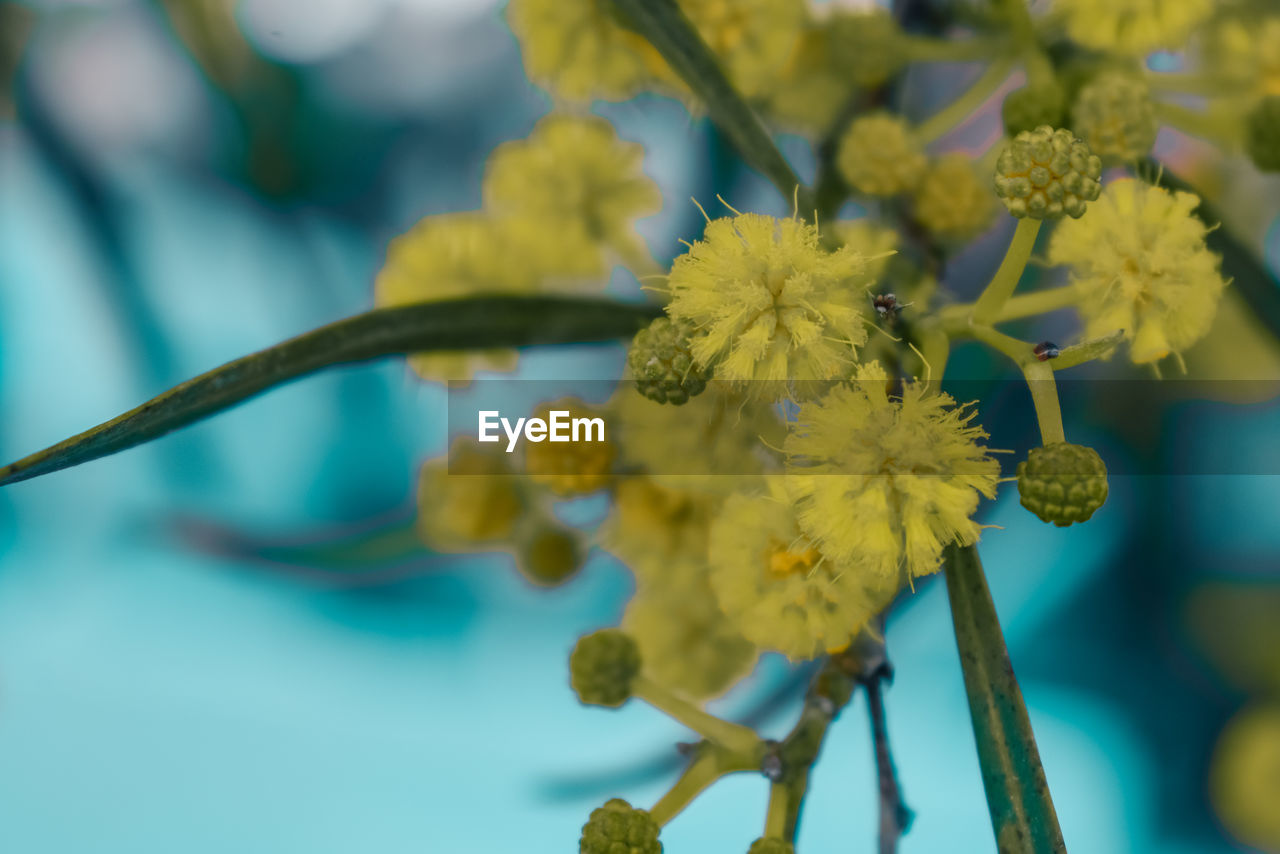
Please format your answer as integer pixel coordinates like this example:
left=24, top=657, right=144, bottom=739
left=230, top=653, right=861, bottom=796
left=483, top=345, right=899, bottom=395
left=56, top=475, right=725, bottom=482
left=1021, top=359, right=1066, bottom=445
left=1154, top=101, right=1244, bottom=148
left=648, top=752, right=721, bottom=826
left=763, top=782, right=790, bottom=838
left=971, top=218, right=1042, bottom=326
left=900, top=35, right=1003, bottom=64
left=634, top=675, right=762, bottom=756
left=916, top=58, right=1014, bottom=145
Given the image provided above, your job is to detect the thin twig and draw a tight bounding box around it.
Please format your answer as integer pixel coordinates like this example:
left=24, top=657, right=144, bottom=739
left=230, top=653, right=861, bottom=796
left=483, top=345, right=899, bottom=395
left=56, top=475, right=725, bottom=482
left=861, top=654, right=914, bottom=854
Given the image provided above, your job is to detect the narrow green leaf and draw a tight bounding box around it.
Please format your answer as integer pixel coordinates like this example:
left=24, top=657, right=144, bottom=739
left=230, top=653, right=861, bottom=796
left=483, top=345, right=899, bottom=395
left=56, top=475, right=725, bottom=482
left=608, top=0, right=808, bottom=209
left=0, top=295, right=660, bottom=487
left=942, top=543, right=1066, bottom=854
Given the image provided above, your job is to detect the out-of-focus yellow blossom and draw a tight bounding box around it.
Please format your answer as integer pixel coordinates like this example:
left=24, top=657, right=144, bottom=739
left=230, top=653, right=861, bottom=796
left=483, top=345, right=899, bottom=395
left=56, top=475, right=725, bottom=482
left=1051, top=0, right=1213, bottom=55
left=1070, top=72, right=1158, bottom=164
left=784, top=361, right=1000, bottom=584
left=599, top=477, right=715, bottom=579
left=523, top=398, right=616, bottom=495
left=682, top=0, right=806, bottom=99
left=417, top=438, right=526, bottom=552
left=707, top=483, right=898, bottom=660
left=664, top=213, right=879, bottom=398
left=912, top=154, right=998, bottom=242
left=505, top=0, right=667, bottom=102
left=624, top=558, right=757, bottom=699
left=1199, top=13, right=1280, bottom=97
left=831, top=220, right=900, bottom=279
left=765, top=24, right=851, bottom=132
left=608, top=386, right=784, bottom=493
left=1048, top=179, right=1229, bottom=365
left=1210, top=704, right=1280, bottom=852
left=483, top=115, right=662, bottom=271
left=837, top=113, right=928, bottom=197
left=375, top=212, right=601, bottom=382
left=827, top=8, right=907, bottom=90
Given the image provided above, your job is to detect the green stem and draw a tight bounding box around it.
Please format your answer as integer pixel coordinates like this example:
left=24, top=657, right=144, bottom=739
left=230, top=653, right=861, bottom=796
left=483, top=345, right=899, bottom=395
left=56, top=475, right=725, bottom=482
left=917, top=324, right=951, bottom=389
left=635, top=675, right=762, bottom=756
left=1021, top=359, right=1066, bottom=445
left=942, top=544, right=1066, bottom=854
left=648, top=752, right=721, bottom=826
left=971, top=219, right=1043, bottom=326
left=997, top=0, right=1053, bottom=87
left=1051, top=330, right=1124, bottom=371
left=1154, top=101, right=1244, bottom=148
left=900, top=35, right=1003, bottom=64
left=1143, top=71, right=1224, bottom=96
left=916, top=58, right=1014, bottom=145
left=763, top=783, right=790, bottom=838
left=941, top=285, right=1079, bottom=333
left=609, top=0, right=807, bottom=210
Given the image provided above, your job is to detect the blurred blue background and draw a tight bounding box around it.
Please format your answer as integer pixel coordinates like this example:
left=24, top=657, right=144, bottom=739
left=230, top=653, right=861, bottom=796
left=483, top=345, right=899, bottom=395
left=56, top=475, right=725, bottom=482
left=1, top=1, right=1279, bottom=852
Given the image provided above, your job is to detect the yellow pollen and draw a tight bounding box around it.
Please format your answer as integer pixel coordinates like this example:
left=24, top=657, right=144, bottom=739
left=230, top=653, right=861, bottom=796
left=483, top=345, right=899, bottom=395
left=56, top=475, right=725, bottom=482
left=766, top=539, right=823, bottom=577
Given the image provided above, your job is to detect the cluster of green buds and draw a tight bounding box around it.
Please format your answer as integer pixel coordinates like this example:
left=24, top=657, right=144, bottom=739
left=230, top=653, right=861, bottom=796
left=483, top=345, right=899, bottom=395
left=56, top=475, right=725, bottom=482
left=1016, top=442, right=1110, bottom=527
left=1247, top=96, right=1280, bottom=172
left=627, top=317, right=709, bottom=405
left=579, top=798, right=663, bottom=854
left=994, top=126, right=1103, bottom=219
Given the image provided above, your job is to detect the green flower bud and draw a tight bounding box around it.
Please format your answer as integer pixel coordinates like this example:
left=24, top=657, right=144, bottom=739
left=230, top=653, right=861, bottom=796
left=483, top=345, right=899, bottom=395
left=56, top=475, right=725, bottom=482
left=515, top=523, right=583, bottom=587
left=1071, top=72, right=1157, bottom=163
left=748, top=837, right=796, bottom=854
left=580, top=798, right=662, bottom=854
left=1016, top=442, right=1109, bottom=526
left=570, top=629, right=641, bottom=707
left=1246, top=96, right=1280, bottom=173
left=1002, top=82, right=1067, bottom=137
left=627, top=317, right=709, bottom=405
left=994, top=126, right=1102, bottom=220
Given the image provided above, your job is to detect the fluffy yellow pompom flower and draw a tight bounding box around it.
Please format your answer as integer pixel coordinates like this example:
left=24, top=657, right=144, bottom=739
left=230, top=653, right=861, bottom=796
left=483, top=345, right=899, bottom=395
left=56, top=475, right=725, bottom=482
left=623, top=557, right=757, bottom=700
left=1048, top=179, right=1229, bottom=365
left=600, top=477, right=715, bottom=579
left=665, top=213, right=879, bottom=399
left=836, top=113, right=928, bottom=197
left=708, top=483, right=898, bottom=660
left=484, top=115, right=662, bottom=271
left=417, top=439, right=526, bottom=552
left=375, top=212, right=601, bottom=382
left=1052, top=0, right=1212, bottom=55
left=523, top=398, right=616, bottom=496
left=609, top=386, right=784, bottom=493
left=505, top=0, right=667, bottom=102
left=784, top=362, right=1001, bottom=585
left=1200, top=14, right=1280, bottom=97
left=912, top=154, right=997, bottom=242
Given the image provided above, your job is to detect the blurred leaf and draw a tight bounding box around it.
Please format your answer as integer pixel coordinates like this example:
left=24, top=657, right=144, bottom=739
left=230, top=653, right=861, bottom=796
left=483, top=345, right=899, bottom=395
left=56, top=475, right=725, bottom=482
left=0, top=2, right=34, bottom=119
left=0, top=296, right=661, bottom=488
left=609, top=0, right=806, bottom=207
left=943, top=544, right=1067, bottom=853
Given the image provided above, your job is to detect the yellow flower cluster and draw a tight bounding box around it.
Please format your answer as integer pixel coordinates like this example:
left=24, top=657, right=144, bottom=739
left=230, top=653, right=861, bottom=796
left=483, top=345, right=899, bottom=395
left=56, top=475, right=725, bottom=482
left=784, top=362, right=1001, bottom=585
left=1199, top=12, right=1280, bottom=96
left=1049, top=179, right=1229, bottom=365
left=1052, top=0, right=1213, bottom=55
left=836, top=113, right=928, bottom=198
left=374, top=114, right=660, bottom=382
left=664, top=213, right=880, bottom=399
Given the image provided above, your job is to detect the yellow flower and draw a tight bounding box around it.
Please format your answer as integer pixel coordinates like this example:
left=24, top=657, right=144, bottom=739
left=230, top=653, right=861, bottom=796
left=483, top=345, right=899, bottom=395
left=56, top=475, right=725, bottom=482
left=1051, top=0, right=1212, bottom=55
left=1048, top=178, right=1229, bottom=365
left=505, top=0, right=667, bottom=102
left=1210, top=704, right=1280, bottom=852
left=912, top=154, right=998, bottom=242
left=623, top=557, right=757, bottom=700
left=707, top=483, right=898, bottom=660
left=764, top=24, right=853, bottom=132
left=1199, top=13, right=1280, bottom=97
left=665, top=213, right=879, bottom=398
left=416, top=438, right=526, bottom=552
left=599, top=477, right=715, bottom=579
left=836, top=113, right=928, bottom=197
left=375, top=212, right=601, bottom=382
left=522, top=398, right=616, bottom=496
left=681, top=0, right=805, bottom=99
left=608, top=385, right=784, bottom=493
left=784, top=361, right=1001, bottom=584
left=1070, top=72, right=1158, bottom=164
left=483, top=114, right=662, bottom=271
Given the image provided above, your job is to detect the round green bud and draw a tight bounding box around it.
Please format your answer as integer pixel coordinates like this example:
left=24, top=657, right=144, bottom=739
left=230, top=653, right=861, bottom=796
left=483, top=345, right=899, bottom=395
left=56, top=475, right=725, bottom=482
left=1071, top=72, right=1157, bottom=163
left=1246, top=96, right=1280, bottom=173
left=627, top=317, right=709, bottom=405
left=579, top=798, right=662, bottom=854
left=570, top=629, right=641, bottom=707
left=1016, top=442, right=1109, bottom=527
left=747, top=837, right=796, bottom=854
left=515, top=523, right=583, bottom=587
left=1002, top=82, right=1067, bottom=137
left=994, top=126, right=1103, bottom=220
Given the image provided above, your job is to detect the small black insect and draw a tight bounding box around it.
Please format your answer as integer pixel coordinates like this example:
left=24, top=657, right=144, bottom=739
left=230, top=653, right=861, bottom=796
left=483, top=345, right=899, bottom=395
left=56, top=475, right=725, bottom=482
left=1033, top=341, right=1061, bottom=361
left=871, top=293, right=912, bottom=322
